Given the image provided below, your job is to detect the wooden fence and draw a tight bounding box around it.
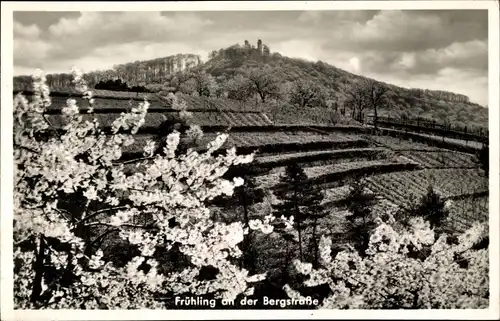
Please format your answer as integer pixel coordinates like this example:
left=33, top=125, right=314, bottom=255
left=367, top=115, right=488, bottom=144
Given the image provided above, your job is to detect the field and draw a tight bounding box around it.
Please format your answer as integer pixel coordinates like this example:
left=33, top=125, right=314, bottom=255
left=68, top=92, right=487, bottom=235
left=364, top=169, right=487, bottom=205
left=446, top=196, right=488, bottom=232
left=46, top=110, right=273, bottom=130
left=241, top=128, right=487, bottom=233
left=401, top=150, right=479, bottom=168
left=367, top=134, right=449, bottom=151
left=369, top=127, right=485, bottom=151
left=30, top=91, right=492, bottom=235
left=26, top=92, right=271, bottom=113
left=253, top=133, right=486, bottom=233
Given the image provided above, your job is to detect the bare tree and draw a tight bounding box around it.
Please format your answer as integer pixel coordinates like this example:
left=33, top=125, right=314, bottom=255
left=190, top=70, right=218, bottom=97
left=244, top=66, right=280, bottom=103
left=364, top=79, right=388, bottom=129
left=328, top=109, right=341, bottom=126
left=289, top=79, right=327, bottom=108
left=226, top=74, right=253, bottom=101
left=343, top=80, right=367, bottom=122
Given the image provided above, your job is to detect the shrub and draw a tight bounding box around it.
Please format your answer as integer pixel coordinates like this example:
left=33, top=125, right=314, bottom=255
left=410, top=185, right=450, bottom=233
left=344, top=178, right=378, bottom=254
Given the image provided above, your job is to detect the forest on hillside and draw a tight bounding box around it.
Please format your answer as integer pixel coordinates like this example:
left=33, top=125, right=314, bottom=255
left=13, top=40, right=488, bottom=130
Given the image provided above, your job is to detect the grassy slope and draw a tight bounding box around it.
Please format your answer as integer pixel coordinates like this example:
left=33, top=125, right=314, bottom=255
left=202, top=50, right=488, bottom=128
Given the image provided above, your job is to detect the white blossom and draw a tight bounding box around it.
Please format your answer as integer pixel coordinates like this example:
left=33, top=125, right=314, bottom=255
left=13, top=68, right=266, bottom=309
left=285, top=217, right=489, bottom=309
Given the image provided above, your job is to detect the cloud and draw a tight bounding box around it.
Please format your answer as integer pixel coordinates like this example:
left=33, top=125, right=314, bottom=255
left=14, top=21, right=41, bottom=38
left=13, top=21, right=51, bottom=68
left=324, top=10, right=487, bottom=52
left=397, top=52, right=417, bottom=69
left=14, top=11, right=214, bottom=69
left=359, top=66, right=488, bottom=106
left=297, top=11, right=323, bottom=24
left=313, top=10, right=488, bottom=104
left=14, top=39, right=51, bottom=67
left=298, top=10, right=378, bottom=26
left=349, top=11, right=450, bottom=51
left=12, top=10, right=488, bottom=105
left=416, top=40, right=488, bottom=73
left=348, top=57, right=361, bottom=73
left=272, top=40, right=323, bottom=62
left=355, top=39, right=487, bottom=76
left=86, top=42, right=210, bottom=71
left=48, top=12, right=213, bottom=43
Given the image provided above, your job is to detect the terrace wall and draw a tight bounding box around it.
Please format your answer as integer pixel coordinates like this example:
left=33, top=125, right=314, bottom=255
left=368, top=115, right=489, bottom=144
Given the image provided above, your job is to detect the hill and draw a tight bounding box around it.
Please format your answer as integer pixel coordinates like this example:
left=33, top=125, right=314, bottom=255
left=13, top=39, right=488, bottom=131
left=199, top=40, right=488, bottom=129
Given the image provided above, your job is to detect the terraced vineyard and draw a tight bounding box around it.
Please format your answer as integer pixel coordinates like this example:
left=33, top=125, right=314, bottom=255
left=47, top=96, right=163, bottom=111
left=255, top=153, right=421, bottom=190
left=369, top=127, right=485, bottom=152
left=122, top=131, right=367, bottom=156
left=14, top=85, right=151, bottom=100
left=209, top=131, right=363, bottom=148
left=362, top=168, right=488, bottom=232
left=46, top=110, right=273, bottom=130
left=368, top=135, right=447, bottom=151
left=446, top=196, right=488, bottom=232
left=365, top=168, right=487, bottom=204
left=22, top=88, right=489, bottom=234
left=179, top=94, right=268, bottom=113
left=46, top=112, right=168, bottom=129
left=402, top=150, right=479, bottom=169
left=247, top=130, right=487, bottom=233
left=255, top=148, right=388, bottom=166
left=26, top=91, right=269, bottom=113
left=303, top=158, right=418, bottom=179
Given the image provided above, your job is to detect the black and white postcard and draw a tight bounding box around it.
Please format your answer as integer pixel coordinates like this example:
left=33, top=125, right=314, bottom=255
left=1, top=1, right=499, bottom=320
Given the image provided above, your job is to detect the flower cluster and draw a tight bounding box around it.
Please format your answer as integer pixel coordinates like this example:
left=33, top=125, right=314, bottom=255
left=112, top=100, right=149, bottom=134
left=284, top=217, right=489, bottom=309
left=167, top=92, right=192, bottom=123
left=13, top=69, right=273, bottom=309
left=71, top=67, right=95, bottom=113
left=185, top=124, right=204, bottom=144
left=248, top=214, right=276, bottom=234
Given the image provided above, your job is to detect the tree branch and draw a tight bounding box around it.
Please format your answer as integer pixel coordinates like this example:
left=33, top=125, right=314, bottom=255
left=77, top=205, right=130, bottom=225
left=83, top=222, right=158, bottom=230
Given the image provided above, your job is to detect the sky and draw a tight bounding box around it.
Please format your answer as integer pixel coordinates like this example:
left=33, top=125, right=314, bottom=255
left=13, top=10, right=489, bottom=106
